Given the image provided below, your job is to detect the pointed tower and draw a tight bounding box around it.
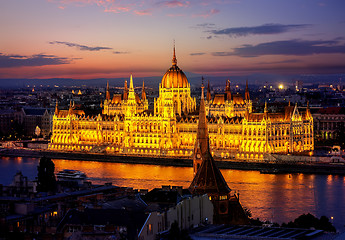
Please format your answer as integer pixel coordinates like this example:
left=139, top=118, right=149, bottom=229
left=190, top=83, right=230, bottom=191
left=189, top=84, right=249, bottom=225
left=128, top=75, right=136, bottom=102
left=106, top=81, right=111, bottom=100
left=206, top=80, right=212, bottom=102
left=245, top=79, right=250, bottom=101
left=68, top=100, right=73, bottom=115
left=141, top=80, right=146, bottom=101
left=305, top=101, right=312, bottom=120
left=123, top=80, right=128, bottom=100
left=125, top=75, right=137, bottom=116
left=172, top=41, right=177, bottom=66
left=54, top=100, right=59, bottom=116
left=226, top=79, right=232, bottom=101
left=263, top=101, right=268, bottom=120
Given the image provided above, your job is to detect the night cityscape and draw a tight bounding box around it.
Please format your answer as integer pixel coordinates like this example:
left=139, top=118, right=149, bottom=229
left=1, top=0, right=345, bottom=239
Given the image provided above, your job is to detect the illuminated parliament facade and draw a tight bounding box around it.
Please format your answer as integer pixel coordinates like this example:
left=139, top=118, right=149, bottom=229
left=50, top=48, right=314, bottom=159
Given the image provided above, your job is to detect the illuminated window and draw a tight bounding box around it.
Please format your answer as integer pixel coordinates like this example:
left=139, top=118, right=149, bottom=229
left=220, top=195, right=227, bottom=200
left=147, top=224, right=153, bottom=235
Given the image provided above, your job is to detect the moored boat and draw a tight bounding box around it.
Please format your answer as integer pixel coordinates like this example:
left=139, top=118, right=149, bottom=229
left=56, top=169, right=87, bottom=182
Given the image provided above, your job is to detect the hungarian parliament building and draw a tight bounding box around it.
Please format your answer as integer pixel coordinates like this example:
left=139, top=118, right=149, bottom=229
left=49, top=48, right=314, bottom=159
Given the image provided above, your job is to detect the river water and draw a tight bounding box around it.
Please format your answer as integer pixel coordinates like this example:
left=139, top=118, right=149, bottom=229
left=1, top=156, right=345, bottom=231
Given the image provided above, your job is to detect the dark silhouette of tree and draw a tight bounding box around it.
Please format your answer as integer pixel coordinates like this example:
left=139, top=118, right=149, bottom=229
left=281, top=213, right=336, bottom=232
left=37, top=157, right=56, bottom=192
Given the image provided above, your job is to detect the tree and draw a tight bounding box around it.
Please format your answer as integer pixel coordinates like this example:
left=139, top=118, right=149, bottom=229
left=37, top=157, right=56, bottom=192
left=281, top=213, right=336, bottom=232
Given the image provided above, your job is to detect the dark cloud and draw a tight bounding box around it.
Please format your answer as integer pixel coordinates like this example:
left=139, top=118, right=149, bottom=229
left=0, top=53, right=73, bottom=68
left=258, top=59, right=302, bottom=65
left=212, top=39, right=345, bottom=57
left=190, top=52, right=206, bottom=56
left=113, top=51, right=129, bottom=54
left=209, top=24, right=312, bottom=37
left=192, top=23, right=216, bottom=29
left=49, top=41, right=112, bottom=51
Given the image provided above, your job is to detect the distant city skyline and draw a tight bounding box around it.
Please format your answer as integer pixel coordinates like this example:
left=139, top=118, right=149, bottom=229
left=1, top=0, right=345, bottom=79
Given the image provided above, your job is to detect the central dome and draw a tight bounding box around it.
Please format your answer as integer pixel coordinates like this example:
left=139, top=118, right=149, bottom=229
left=161, top=47, right=189, bottom=88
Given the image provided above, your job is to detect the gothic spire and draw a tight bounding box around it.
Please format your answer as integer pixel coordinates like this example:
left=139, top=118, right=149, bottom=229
left=206, top=79, right=212, bottom=101
left=106, top=81, right=110, bottom=100
left=172, top=41, right=177, bottom=66
left=305, top=101, right=312, bottom=119
left=123, top=80, right=128, bottom=100
left=128, top=75, right=136, bottom=102
left=129, top=74, right=134, bottom=89
left=197, top=82, right=209, bottom=155
left=226, top=79, right=232, bottom=101
left=245, top=79, right=250, bottom=101
left=263, top=101, right=268, bottom=120
left=55, top=100, right=59, bottom=116
left=189, top=82, right=231, bottom=195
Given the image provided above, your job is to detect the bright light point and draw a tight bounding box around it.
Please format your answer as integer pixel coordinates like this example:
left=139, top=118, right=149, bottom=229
left=279, top=84, right=284, bottom=90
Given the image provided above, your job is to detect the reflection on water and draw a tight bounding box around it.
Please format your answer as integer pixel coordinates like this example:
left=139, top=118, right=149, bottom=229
left=1, top=157, right=344, bottom=231
left=53, top=159, right=345, bottom=230
left=53, top=159, right=194, bottom=189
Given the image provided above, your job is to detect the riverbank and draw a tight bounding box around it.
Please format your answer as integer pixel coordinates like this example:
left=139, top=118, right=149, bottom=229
left=1, top=148, right=345, bottom=175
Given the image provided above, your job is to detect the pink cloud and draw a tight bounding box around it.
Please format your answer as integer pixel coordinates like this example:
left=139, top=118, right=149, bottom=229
left=104, top=6, right=131, bottom=13
left=49, top=0, right=134, bottom=13
left=48, top=0, right=224, bottom=16
left=158, top=0, right=190, bottom=8
left=134, top=9, right=152, bottom=16
left=193, top=8, right=220, bottom=18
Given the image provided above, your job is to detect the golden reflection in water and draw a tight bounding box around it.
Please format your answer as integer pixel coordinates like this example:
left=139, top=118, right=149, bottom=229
left=220, top=170, right=316, bottom=223
left=52, top=159, right=345, bottom=228
left=53, top=159, right=194, bottom=190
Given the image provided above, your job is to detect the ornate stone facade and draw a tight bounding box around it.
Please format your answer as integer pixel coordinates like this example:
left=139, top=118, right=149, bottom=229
left=49, top=48, right=314, bottom=159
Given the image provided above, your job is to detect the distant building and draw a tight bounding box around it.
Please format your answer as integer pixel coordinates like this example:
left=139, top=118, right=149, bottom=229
left=50, top=47, right=314, bottom=159
left=313, top=107, right=345, bottom=141
left=0, top=109, right=16, bottom=136
left=21, top=108, right=52, bottom=137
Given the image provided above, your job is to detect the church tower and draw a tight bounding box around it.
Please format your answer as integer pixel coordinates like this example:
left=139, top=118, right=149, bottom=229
left=189, top=83, right=249, bottom=225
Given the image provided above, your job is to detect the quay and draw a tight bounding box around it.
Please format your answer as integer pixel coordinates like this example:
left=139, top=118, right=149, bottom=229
left=1, top=147, right=345, bottom=175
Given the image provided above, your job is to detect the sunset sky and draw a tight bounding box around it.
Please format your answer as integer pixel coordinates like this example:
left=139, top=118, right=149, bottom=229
left=1, top=0, right=345, bottom=79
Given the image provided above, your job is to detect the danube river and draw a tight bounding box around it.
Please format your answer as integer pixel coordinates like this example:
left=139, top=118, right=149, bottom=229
left=1, top=156, right=345, bottom=231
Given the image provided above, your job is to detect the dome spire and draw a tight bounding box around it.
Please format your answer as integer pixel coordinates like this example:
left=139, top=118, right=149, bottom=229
left=172, top=40, right=177, bottom=66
